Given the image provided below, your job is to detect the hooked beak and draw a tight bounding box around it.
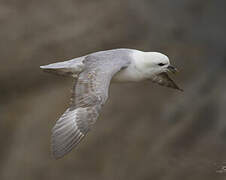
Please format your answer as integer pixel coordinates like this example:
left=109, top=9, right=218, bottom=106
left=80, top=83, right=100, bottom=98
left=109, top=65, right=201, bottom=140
left=167, top=65, right=178, bottom=74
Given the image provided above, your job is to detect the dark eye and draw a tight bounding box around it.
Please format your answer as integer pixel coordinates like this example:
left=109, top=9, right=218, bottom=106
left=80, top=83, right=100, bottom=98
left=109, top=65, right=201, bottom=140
left=158, top=63, right=165, bottom=66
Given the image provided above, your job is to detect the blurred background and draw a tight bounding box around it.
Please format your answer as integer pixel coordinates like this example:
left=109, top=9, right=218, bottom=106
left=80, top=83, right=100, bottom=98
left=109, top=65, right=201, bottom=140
left=1, top=0, right=226, bottom=179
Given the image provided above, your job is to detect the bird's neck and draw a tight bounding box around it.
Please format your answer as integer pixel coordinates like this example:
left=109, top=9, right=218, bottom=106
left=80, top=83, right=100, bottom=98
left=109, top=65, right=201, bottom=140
left=112, top=51, right=150, bottom=82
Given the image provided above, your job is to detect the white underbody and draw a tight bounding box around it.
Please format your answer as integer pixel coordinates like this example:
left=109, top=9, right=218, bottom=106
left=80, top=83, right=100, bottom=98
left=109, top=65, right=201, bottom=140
left=112, top=63, right=145, bottom=82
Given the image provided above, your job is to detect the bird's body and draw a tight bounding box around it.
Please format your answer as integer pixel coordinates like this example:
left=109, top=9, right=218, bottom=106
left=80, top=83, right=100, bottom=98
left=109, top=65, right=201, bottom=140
left=40, top=48, right=182, bottom=159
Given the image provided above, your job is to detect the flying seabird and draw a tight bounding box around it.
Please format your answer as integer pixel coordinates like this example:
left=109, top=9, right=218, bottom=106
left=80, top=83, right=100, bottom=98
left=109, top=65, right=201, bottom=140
left=40, top=48, right=182, bottom=159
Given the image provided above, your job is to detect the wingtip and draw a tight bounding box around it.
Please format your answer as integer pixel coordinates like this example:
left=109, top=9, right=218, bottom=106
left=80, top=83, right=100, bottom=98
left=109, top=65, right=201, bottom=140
left=51, top=137, right=69, bottom=160
left=177, top=85, right=184, bottom=92
left=51, top=149, right=65, bottom=160
left=179, top=88, right=184, bottom=92
left=176, top=86, right=184, bottom=92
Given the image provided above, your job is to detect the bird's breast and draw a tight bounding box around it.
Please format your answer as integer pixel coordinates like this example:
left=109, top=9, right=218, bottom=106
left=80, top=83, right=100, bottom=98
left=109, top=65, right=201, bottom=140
left=112, top=65, right=145, bottom=83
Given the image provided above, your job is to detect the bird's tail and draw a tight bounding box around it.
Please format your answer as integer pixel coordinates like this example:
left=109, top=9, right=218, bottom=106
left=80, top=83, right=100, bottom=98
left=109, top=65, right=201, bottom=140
left=40, top=57, right=85, bottom=77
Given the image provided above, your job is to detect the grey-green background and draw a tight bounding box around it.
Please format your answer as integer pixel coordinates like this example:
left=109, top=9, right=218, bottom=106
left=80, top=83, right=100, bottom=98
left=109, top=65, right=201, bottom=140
left=1, top=0, right=226, bottom=179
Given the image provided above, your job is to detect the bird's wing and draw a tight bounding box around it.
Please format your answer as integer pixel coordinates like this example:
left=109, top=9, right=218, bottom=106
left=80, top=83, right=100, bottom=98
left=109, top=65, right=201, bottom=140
left=150, top=72, right=183, bottom=91
left=51, top=55, right=130, bottom=159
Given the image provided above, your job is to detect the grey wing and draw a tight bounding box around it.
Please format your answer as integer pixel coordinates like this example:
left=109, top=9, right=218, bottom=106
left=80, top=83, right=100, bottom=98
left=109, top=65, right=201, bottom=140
left=51, top=55, right=130, bottom=159
left=51, top=107, right=86, bottom=159
left=150, top=72, right=183, bottom=91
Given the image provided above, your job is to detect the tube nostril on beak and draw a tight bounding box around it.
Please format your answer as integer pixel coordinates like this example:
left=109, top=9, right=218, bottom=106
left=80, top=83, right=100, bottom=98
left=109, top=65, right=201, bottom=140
left=167, top=65, right=178, bottom=73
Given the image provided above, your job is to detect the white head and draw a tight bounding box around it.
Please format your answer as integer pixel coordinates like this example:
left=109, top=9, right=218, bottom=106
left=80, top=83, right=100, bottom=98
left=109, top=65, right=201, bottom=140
left=134, top=51, right=177, bottom=78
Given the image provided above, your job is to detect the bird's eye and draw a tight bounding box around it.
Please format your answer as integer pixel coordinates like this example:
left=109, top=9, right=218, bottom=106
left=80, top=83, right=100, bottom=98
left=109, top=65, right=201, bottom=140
left=158, top=63, right=165, bottom=66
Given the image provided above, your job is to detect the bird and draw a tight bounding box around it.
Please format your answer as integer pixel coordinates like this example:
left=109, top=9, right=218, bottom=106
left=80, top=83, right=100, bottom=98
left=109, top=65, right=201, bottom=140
left=40, top=48, right=182, bottom=159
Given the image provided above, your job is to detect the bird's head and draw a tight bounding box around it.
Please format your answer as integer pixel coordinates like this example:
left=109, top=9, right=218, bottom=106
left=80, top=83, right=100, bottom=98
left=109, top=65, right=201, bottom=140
left=132, top=51, right=182, bottom=91
left=134, top=51, right=178, bottom=77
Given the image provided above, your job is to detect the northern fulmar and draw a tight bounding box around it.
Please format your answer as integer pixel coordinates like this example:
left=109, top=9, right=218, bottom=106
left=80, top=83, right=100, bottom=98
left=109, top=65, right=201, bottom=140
left=40, top=48, right=182, bottom=159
